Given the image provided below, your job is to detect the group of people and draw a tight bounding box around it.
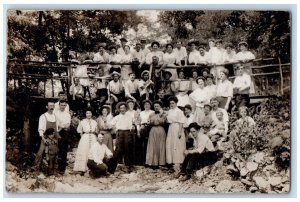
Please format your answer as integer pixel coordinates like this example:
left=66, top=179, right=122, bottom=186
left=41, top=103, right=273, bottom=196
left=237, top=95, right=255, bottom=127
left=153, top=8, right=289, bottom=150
left=32, top=37, right=257, bottom=181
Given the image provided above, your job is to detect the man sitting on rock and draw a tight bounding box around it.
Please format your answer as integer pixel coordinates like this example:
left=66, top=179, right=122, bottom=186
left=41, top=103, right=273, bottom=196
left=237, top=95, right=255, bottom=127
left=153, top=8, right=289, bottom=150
left=87, top=133, right=117, bottom=178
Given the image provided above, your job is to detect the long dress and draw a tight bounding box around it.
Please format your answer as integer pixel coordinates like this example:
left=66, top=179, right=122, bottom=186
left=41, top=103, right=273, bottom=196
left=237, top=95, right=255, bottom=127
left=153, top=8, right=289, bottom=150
left=166, top=107, right=186, bottom=164
left=96, top=114, right=114, bottom=151
left=73, top=118, right=98, bottom=172
left=189, top=87, right=209, bottom=124
left=145, top=112, right=167, bottom=166
left=173, top=80, right=191, bottom=108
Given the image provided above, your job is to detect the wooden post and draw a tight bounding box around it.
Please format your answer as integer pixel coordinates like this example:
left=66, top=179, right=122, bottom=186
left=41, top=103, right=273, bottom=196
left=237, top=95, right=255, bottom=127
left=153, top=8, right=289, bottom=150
left=278, top=57, right=284, bottom=95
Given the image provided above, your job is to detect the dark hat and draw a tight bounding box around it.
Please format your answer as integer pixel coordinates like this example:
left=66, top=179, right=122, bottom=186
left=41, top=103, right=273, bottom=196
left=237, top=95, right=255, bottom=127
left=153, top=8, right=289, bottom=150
left=120, top=38, right=128, bottom=42
left=184, top=104, right=192, bottom=110
left=187, top=39, right=199, bottom=46
left=142, top=99, right=152, bottom=106
left=163, top=70, right=172, bottom=77
left=168, top=96, right=178, bottom=103
left=99, top=105, right=111, bottom=114
left=198, top=45, right=206, bottom=50
left=204, top=104, right=212, bottom=109
left=126, top=99, right=136, bottom=105
left=224, top=42, right=234, bottom=49
left=141, top=70, right=150, bottom=77
left=111, top=71, right=121, bottom=77
left=109, top=45, right=117, bottom=51
left=165, top=43, right=174, bottom=49
left=98, top=42, right=107, bottom=48
left=153, top=100, right=163, bottom=107
left=151, top=41, right=160, bottom=48
left=238, top=41, right=248, bottom=47
left=116, top=101, right=127, bottom=110
left=128, top=72, right=136, bottom=76
left=136, top=42, right=142, bottom=46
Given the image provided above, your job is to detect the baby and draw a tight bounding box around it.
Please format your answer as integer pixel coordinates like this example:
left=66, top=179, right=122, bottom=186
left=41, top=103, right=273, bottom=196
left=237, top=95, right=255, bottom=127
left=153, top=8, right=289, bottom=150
left=208, top=110, right=228, bottom=145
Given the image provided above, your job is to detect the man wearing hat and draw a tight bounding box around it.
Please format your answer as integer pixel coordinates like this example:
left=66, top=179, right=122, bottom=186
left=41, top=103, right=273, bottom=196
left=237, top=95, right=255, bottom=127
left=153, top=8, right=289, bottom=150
left=117, top=37, right=128, bottom=55
left=124, top=72, right=140, bottom=102
left=139, top=70, right=154, bottom=103
left=140, top=38, right=151, bottom=57
left=174, top=41, right=187, bottom=66
left=132, top=42, right=146, bottom=78
left=107, top=71, right=124, bottom=110
left=160, top=70, right=173, bottom=101
left=93, top=43, right=109, bottom=63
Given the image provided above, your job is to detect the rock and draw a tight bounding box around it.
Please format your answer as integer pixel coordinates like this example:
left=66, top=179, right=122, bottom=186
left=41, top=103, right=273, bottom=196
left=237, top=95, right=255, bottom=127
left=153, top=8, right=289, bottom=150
left=270, top=137, right=283, bottom=148
left=37, top=173, right=46, bottom=180
left=281, top=184, right=290, bottom=193
left=215, top=180, right=232, bottom=193
left=240, top=168, right=248, bottom=177
left=253, top=176, right=270, bottom=191
left=207, top=187, right=216, bottom=193
left=252, top=152, right=265, bottom=164
left=54, top=182, right=74, bottom=193
left=268, top=176, right=282, bottom=187
left=241, top=179, right=253, bottom=186
left=226, top=165, right=238, bottom=172
left=250, top=186, right=258, bottom=193
left=246, top=162, right=258, bottom=172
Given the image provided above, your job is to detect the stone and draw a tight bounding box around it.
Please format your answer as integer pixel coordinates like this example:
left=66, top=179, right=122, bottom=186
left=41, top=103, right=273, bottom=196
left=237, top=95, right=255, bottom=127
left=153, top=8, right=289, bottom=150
left=270, top=137, right=283, bottom=148
left=240, top=168, right=248, bottom=177
left=241, top=179, right=253, bottom=186
left=253, top=176, right=270, bottom=191
left=246, top=162, right=258, bottom=172
left=249, top=186, right=258, bottom=193
left=253, top=152, right=266, bottom=164
left=268, top=176, right=282, bottom=187
left=215, top=180, right=232, bottom=193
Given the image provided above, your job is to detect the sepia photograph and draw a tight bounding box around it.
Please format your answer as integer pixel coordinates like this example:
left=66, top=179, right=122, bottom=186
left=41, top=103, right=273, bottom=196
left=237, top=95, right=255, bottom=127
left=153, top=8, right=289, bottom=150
left=5, top=9, right=291, bottom=194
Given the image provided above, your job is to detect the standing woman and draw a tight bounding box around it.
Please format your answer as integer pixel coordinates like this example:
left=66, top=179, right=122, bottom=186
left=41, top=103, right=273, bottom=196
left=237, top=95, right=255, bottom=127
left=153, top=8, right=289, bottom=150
left=172, top=69, right=191, bottom=109
left=187, top=40, right=201, bottom=65
left=120, top=45, right=133, bottom=81
left=166, top=96, right=187, bottom=173
left=96, top=105, right=114, bottom=151
left=189, top=76, right=209, bottom=124
left=145, top=41, right=164, bottom=65
left=74, top=107, right=98, bottom=175
left=146, top=101, right=167, bottom=168
left=216, top=69, right=233, bottom=111
left=108, top=46, right=122, bottom=74
left=162, top=43, right=178, bottom=80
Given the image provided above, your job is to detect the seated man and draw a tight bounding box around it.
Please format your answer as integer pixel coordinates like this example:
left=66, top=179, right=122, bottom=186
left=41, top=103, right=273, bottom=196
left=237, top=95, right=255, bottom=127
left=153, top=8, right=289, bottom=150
left=87, top=133, right=117, bottom=178
left=178, top=122, right=220, bottom=181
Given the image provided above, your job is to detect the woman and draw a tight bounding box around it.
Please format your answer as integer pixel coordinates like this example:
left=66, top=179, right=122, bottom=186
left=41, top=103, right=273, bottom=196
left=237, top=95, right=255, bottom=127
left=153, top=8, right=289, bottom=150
left=73, top=108, right=98, bottom=175
left=190, top=69, right=199, bottom=91
left=216, top=68, right=233, bottom=111
left=146, top=101, right=167, bottom=168
left=166, top=96, right=187, bottom=173
left=162, top=43, right=178, bottom=80
left=172, top=69, right=191, bottom=109
left=96, top=105, right=114, bottom=151
left=187, top=41, right=201, bottom=65
left=205, top=74, right=217, bottom=102
left=189, top=76, right=209, bottom=124
left=108, top=46, right=122, bottom=74
left=145, top=41, right=164, bottom=65
left=120, top=45, right=133, bottom=80
left=235, top=106, right=256, bottom=128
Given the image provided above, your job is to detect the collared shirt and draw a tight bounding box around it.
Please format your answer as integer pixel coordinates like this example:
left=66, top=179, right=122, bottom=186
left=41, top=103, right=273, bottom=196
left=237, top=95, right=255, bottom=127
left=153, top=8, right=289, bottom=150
left=108, top=80, right=124, bottom=95
left=233, top=73, right=251, bottom=94
left=54, top=102, right=69, bottom=113
left=77, top=119, right=98, bottom=134
left=54, top=109, right=71, bottom=129
left=208, top=47, right=225, bottom=65
left=216, top=79, right=233, bottom=98
left=192, top=133, right=215, bottom=154
left=88, top=142, right=113, bottom=164
left=110, top=112, right=134, bottom=130
left=38, top=112, right=59, bottom=136
left=236, top=51, right=255, bottom=61
left=173, top=47, right=187, bottom=61
left=124, top=79, right=140, bottom=96
left=188, top=50, right=201, bottom=64
left=132, top=50, right=145, bottom=64
left=140, top=110, right=154, bottom=124
left=93, top=52, right=110, bottom=63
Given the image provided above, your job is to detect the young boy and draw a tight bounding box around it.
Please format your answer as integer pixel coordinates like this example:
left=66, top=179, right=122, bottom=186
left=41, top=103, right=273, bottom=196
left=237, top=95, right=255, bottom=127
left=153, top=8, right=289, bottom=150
left=124, top=72, right=140, bottom=102
left=42, top=128, right=59, bottom=176
left=139, top=70, right=154, bottom=103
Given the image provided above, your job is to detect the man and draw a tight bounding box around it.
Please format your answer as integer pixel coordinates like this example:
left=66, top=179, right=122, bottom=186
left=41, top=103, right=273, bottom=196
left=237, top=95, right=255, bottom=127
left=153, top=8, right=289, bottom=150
left=139, top=70, right=154, bottom=103
left=93, top=43, right=110, bottom=63
left=173, top=41, right=187, bottom=66
left=178, top=122, right=219, bottom=181
left=117, top=38, right=128, bottom=55
left=69, top=78, right=84, bottom=111
left=124, top=72, right=140, bottom=102
left=140, top=38, right=150, bottom=58
left=54, top=91, right=70, bottom=113
left=110, top=102, right=136, bottom=173
left=107, top=71, right=125, bottom=110
left=208, top=39, right=225, bottom=78
left=87, top=133, right=117, bottom=178
left=132, top=42, right=146, bottom=77
left=233, top=64, right=251, bottom=109
left=33, top=100, right=59, bottom=170
left=54, top=100, right=71, bottom=174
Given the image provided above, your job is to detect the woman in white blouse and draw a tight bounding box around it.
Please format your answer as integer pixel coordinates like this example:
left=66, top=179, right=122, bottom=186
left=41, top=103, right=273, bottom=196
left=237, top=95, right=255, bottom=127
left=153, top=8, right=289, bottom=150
left=74, top=108, right=98, bottom=175
left=145, top=41, right=164, bottom=65
left=162, top=43, right=178, bottom=80
left=120, top=45, right=133, bottom=80
left=216, top=69, right=233, bottom=111
left=187, top=41, right=201, bottom=65
left=108, top=46, right=122, bottom=74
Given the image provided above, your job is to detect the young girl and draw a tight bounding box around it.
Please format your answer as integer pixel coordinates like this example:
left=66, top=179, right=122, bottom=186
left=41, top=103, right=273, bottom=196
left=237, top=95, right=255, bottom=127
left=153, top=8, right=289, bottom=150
left=42, top=128, right=58, bottom=176
left=236, top=106, right=256, bottom=128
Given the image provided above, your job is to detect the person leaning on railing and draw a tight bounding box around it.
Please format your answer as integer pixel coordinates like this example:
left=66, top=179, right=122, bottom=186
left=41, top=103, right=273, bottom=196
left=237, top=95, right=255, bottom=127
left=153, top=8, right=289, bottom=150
left=215, top=68, right=233, bottom=111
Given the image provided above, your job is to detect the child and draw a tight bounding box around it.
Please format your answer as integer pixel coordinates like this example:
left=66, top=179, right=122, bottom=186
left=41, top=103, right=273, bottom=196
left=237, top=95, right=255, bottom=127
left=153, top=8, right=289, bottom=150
left=199, top=104, right=213, bottom=133
left=208, top=109, right=228, bottom=146
left=236, top=106, right=256, bottom=127
left=42, top=128, right=59, bottom=176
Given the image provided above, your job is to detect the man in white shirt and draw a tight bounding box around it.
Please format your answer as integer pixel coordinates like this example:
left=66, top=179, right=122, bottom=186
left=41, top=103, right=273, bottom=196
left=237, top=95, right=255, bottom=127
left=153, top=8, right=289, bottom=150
left=132, top=42, right=146, bottom=78
left=54, top=91, right=70, bottom=113
left=34, top=100, right=59, bottom=170
left=233, top=64, right=251, bottom=108
left=93, top=43, right=110, bottom=63
left=124, top=72, right=140, bottom=102
left=173, top=41, right=187, bottom=66
left=87, top=133, right=117, bottom=178
left=178, top=122, right=219, bottom=181
left=140, top=38, right=151, bottom=58
left=110, top=102, right=136, bottom=172
left=54, top=100, right=71, bottom=174
left=117, top=38, right=127, bottom=55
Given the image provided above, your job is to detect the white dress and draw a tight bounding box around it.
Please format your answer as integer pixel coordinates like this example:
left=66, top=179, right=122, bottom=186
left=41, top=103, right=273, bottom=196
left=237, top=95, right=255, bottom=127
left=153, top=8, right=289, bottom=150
left=189, top=87, right=209, bottom=124
left=173, top=80, right=191, bottom=107
left=166, top=107, right=186, bottom=164
left=162, top=52, right=178, bottom=80
left=73, top=119, right=98, bottom=172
